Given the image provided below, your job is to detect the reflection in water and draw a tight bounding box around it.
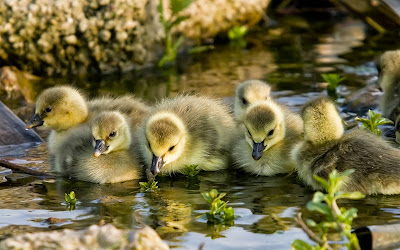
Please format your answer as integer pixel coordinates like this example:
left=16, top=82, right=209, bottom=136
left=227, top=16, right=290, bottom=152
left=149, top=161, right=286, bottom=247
left=2, top=14, right=400, bottom=249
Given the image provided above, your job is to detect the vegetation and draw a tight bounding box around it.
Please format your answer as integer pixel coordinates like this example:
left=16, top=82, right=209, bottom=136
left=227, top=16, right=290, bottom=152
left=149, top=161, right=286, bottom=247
left=201, top=189, right=235, bottom=226
left=321, top=73, right=346, bottom=100
left=65, top=191, right=76, bottom=211
left=158, top=0, right=194, bottom=67
left=228, top=26, right=248, bottom=48
left=355, top=110, right=393, bottom=136
left=293, top=170, right=364, bottom=250
left=139, top=180, right=159, bottom=192
left=183, top=165, right=200, bottom=178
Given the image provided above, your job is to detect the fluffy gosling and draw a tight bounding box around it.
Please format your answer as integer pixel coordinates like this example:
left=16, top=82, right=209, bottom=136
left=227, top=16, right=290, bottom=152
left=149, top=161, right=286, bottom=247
left=25, top=86, right=149, bottom=173
left=292, top=97, right=400, bottom=195
left=234, top=80, right=271, bottom=122
left=232, top=100, right=303, bottom=176
left=61, top=111, right=142, bottom=183
left=138, top=95, right=238, bottom=176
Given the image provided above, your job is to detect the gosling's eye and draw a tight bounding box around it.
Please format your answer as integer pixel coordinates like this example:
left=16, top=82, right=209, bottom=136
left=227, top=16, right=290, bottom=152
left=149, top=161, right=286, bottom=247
left=268, top=129, right=274, bottom=136
left=109, top=131, right=116, bottom=138
left=242, top=98, right=248, bottom=105
left=247, top=129, right=252, bottom=137
left=44, top=107, right=52, bottom=113
left=169, top=145, right=175, bottom=151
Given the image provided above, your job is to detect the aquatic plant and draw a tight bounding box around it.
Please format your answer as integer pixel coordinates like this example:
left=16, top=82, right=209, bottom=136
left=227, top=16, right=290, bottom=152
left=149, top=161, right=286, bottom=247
left=202, top=189, right=235, bottom=225
left=158, top=0, right=194, bottom=67
left=355, top=110, right=393, bottom=136
left=183, top=165, right=200, bottom=178
left=293, top=170, right=364, bottom=250
left=228, top=26, right=248, bottom=48
left=65, top=191, right=76, bottom=211
left=321, top=73, right=346, bottom=100
left=139, top=180, right=159, bottom=192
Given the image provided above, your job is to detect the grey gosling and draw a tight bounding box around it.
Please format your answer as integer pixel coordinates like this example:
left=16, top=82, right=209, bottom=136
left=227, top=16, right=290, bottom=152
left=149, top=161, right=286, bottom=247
left=234, top=80, right=271, bottom=122
left=61, top=111, right=142, bottom=183
left=292, top=97, right=400, bottom=195
left=138, top=95, right=238, bottom=176
left=25, top=86, right=149, bottom=173
left=232, top=100, right=303, bottom=176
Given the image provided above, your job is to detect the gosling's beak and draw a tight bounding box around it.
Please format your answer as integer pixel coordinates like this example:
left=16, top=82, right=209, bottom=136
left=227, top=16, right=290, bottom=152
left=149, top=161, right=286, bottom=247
left=151, top=154, right=164, bottom=176
left=94, top=140, right=107, bottom=157
left=252, top=142, right=266, bottom=161
left=25, top=113, right=44, bottom=129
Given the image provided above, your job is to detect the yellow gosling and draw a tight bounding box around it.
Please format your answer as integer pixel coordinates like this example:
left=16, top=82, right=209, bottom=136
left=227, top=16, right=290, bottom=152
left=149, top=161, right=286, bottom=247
left=234, top=80, right=272, bottom=122
left=138, top=95, right=238, bottom=176
left=232, top=100, right=303, bottom=176
left=292, top=97, right=400, bottom=195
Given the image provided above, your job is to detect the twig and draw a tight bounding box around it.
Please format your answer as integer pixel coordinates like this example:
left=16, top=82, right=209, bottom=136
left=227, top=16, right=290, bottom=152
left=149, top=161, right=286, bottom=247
left=295, top=212, right=333, bottom=250
left=0, top=158, right=54, bottom=177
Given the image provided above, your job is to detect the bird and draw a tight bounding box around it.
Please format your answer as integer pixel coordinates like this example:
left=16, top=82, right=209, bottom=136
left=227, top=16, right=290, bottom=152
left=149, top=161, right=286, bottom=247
left=137, top=95, right=238, bottom=176
left=59, top=111, right=143, bottom=183
left=377, top=50, right=400, bottom=144
left=232, top=99, right=303, bottom=176
left=377, top=50, right=400, bottom=122
left=292, top=97, right=400, bottom=195
left=25, top=86, right=149, bottom=173
left=234, top=80, right=271, bottom=122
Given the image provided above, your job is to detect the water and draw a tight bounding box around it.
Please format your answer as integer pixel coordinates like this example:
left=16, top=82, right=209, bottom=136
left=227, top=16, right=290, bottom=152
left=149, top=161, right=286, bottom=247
left=1, top=14, right=400, bottom=249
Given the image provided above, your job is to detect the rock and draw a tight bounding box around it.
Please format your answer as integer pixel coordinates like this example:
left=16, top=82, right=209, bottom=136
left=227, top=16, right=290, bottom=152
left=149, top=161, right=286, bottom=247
left=0, top=224, right=169, bottom=250
left=174, top=0, right=271, bottom=40
left=0, top=0, right=271, bottom=76
left=0, top=100, right=42, bottom=146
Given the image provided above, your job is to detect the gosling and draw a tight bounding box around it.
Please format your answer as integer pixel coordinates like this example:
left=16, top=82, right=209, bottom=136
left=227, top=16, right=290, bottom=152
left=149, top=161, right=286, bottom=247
left=25, top=86, right=149, bottom=172
left=292, top=97, right=400, bottom=195
left=232, top=100, right=303, bottom=176
left=234, top=80, right=272, bottom=122
left=377, top=50, right=400, bottom=143
left=61, top=111, right=143, bottom=183
left=138, top=95, right=238, bottom=176
left=378, top=50, right=400, bottom=122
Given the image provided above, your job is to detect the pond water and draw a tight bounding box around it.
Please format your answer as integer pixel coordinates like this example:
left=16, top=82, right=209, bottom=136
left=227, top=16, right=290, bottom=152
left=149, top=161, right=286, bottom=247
left=1, top=13, right=400, bottom=249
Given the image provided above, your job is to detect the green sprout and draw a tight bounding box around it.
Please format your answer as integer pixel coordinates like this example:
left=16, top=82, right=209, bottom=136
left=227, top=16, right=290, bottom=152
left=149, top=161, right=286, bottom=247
left=355, top=110, right=393, bottom=136
left=139, top=180, right=159, bottom=192
left=292, top=170, right=365, bottom=250
left=202, top=189, right=235, bottom=226
left=321, top=73, right=346, bottom=100
left=158, top=0, right=194, bottom=67
left=228, top=26, right=248, bottom=48
left=183, top=165, right=200, bottom=178
left=65, top=191, right=76, bottom=211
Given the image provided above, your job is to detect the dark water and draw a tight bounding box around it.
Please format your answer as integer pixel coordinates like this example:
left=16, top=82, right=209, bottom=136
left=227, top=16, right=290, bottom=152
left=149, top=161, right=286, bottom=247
left=1, top=14, right=400, bottom=249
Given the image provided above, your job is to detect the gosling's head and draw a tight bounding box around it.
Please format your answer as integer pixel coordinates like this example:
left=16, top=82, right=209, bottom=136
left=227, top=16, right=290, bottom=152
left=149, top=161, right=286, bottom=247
left=144, top=112, right=187, bottom=176
left=26, top=86, right=88, bottom=131
left=243, top=100, right=285, bottom=160
left=301, top=97, right=344, bottom=145
left=234, top=80, right=271, bottom=122
left=377, top=50, right=400, bottom=92
left=91, top=111, right=131, bottom=157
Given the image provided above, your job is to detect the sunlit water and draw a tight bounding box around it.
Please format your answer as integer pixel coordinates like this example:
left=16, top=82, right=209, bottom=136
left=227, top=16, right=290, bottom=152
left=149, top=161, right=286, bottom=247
left=1, top=14, right=400, bottom=249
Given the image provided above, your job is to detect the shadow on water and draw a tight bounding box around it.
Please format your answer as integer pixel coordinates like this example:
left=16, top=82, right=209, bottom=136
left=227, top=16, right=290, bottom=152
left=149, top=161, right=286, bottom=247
left=2, top=13, right=400, bottom=249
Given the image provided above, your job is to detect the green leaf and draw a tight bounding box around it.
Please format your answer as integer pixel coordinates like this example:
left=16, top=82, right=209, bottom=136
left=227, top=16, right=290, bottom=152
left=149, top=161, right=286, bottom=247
left=306, top=202, right=330, bottom=215
left=209, top=189, right=219, bottom=200
left=291, top=239, right=314, bottom=250
left=305, top=219, right=317, bottom=227
left=336, top=191, right=365, bottom=200
left=65, top=191, right=76, bottom=204
left=201, top=192, right=212, bottom=203
left=342, top=208, right=358, bottom=221
left=170, top=0, right=193, bottom=15
left=312, top=191, right=326, bottom=203
left=313, top=175, right=329, bottom=190
left=228, top=26, right=248, bottom=40
left=376, top=117, right=394, bottom=126
left=168, top=15, right=189, bottom=30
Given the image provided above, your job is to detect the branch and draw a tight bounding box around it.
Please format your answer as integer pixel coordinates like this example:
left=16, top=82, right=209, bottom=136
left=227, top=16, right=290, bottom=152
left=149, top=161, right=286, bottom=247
left=295, top=212, right=333, bottom=250
left=0, top=158, right=54, bottom=177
